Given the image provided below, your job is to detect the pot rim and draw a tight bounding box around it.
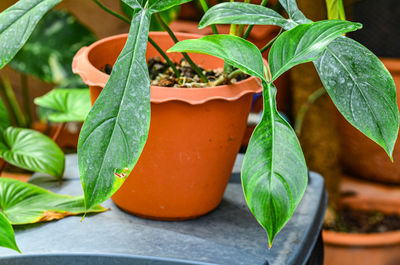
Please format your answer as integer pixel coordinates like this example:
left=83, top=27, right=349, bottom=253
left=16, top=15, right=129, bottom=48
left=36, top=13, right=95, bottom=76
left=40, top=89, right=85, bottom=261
left=323, top=229, right=400, bottom=247
left=72, top=32, right=263, bottom=105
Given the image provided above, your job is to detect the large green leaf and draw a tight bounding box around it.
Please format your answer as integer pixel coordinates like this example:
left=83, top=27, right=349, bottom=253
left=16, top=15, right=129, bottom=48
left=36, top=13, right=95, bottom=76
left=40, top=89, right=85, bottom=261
left=278, top=0, right=311, bottom=25
left=168, top=34, right=265, bottom=80
left=34, top=89, right=91, bottom=123
left=326, top=0, right=346, bottom=20
left=78, top=10, right=151, bottom=210
left=0, top=178, right=106, bottom=225
left=0, top=212, right=19, bottom=253
left=268, top=20, right=362, bottom=81
left=199, top=2, right=295, bottom=30
left=122, top=0, right=191, bottom=13
left=314, top=37, right=399, bottom=157
left=0, top=127, right=65, bottom=178
left=242, top=82, right=307, bottom=247
left=9, top=10, right=96, bottom=85
left=0, top=98, right=11, bottom=133
left=0, top=0, right=63, bottom=70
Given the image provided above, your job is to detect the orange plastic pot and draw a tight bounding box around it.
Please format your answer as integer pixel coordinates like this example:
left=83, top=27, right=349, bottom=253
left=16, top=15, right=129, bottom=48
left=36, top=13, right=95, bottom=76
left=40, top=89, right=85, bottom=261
left=323, top=198, right=400, bottom=265
left=338, top=58, right=400, bottom=184
left=73, top=32, right=262, bottom=220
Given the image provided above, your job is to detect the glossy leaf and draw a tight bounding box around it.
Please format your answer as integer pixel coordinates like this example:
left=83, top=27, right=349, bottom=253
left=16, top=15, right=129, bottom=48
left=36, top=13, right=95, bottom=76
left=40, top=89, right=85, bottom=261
left=78, top=10, right=151, bottom=210
left=0, top=127, right=65, bottom=178
left=242, top=82, right=307, bottom=247
left=34, top=89, right=91, bottom=123
left=9, top=10, right=96, bottom=85
left=0, top=98, right=11, bottom=132
left=168, top=34, right=265, bottom=80
left=314, top=37, right=399, bottom=157
left=278, top=0, right=311, bottom=25
left=326, top=0, right=346, bottom=20
left=0, top=212, right=19, bottom=253
left=199, top=2, right=295, bottom=30
left=269, top=20, right=362, bottom=80
left=0, top=178, right=106, bottom=225
left=0, top=0, right=63, bottom=70
left=122, top=0, right=191, bottom=13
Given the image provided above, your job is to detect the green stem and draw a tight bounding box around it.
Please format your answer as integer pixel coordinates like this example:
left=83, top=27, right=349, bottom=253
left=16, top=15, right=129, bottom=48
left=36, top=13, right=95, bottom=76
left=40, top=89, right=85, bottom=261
left=20, top=74, right=31, bottom=128
left=198, top=0, right=218, bottom=34
left=92, top=0, right=131, bottom=24
left=155, top=13, right=208, bottom=83
left=294, top=87, right=326, bottom=136
left=227, top=69, right=244, bottom=80
left=243, top=0, right=269, bottom=39
left=260, top=28, right=283, bottom=53
left=0, top=75, right=26, bottom=127
left=148, top=37, right=180, bottom=78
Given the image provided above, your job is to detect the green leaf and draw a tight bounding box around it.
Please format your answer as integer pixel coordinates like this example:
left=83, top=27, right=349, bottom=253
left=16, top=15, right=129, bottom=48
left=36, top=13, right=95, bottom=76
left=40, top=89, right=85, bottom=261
left=0, top=0, right=63, bottom=70
left=9, top=10, right=96, bottom=85
left=34, top=88, right=91, bottom=123
left=122, top=0, right=191, bottom=13
left=0, top=178, right=106, bottom=225
left=278, top=0, right=311, bottom=25
left=199, top=2, right=295, bottom=30
left=326, top=0, right=346, bottom=20
left=314, top=37, right=399, bottom=157
left=0, top=127, right=65, bottom=178
left=0, top=97, right=11, bottom=133
left=242, top=82, right=307, bottom=247
left=168, top=34, right=265, bottom=80
left=0, top=212, right=19, bottom=253
left=269, top=20, right=362, bottom=81
left=78, top=10, right=151, bottom=210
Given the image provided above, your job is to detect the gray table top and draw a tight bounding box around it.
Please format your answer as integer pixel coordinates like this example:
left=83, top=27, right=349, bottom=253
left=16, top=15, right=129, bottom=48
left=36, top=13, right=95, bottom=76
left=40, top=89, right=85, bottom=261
left=0, top=154, right=326, bottom=265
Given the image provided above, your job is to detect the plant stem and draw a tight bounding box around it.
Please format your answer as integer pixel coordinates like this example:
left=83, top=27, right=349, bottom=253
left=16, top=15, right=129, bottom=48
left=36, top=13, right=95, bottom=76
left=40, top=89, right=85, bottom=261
left=52, top=122, right=65, bottom=142
left=148, top=37, right=180, bottom=78
left=227, top=69, right=243, bottom=80
left=198, top=0, right=219, bottom=34
left=260, top=28, right=283, bottom=53
left=243, top=0, right=269, bottom=39
left=92, top=0, right=131, bottom=24
left=155, top=13, right=208, bottom=83
left=20, top=74, right=31, bottom=128
left=294, top=87, right=326, bottom=136
left=0, top=75, right=26, bottom=128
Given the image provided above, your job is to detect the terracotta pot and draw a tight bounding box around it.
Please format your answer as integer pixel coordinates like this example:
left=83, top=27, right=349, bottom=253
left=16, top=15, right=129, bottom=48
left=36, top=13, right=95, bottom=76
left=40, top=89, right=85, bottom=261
left=338, top=58, right=400, bottom=184
left=73, top=32, right=262, bottom=220
left=323, top=197, right=400, bottom=265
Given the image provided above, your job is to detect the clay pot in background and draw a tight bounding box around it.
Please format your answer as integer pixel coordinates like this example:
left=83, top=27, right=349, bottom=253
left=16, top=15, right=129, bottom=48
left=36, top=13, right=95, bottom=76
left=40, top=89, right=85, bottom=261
left=338, top=58, right=400, bottom=184
left=73, top=32, right=262, bottom=220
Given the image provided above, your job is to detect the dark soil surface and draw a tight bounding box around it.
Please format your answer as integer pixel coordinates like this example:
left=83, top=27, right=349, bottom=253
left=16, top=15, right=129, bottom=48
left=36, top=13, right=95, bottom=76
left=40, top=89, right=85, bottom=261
left=101, top=57, right=249, bottom=88
left=324, top=208, right=400, bottom=233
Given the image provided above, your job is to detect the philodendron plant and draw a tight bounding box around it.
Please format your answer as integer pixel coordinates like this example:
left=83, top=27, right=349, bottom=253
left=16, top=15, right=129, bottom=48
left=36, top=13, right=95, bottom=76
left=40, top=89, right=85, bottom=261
left=0, top=0, right=398, bottom=249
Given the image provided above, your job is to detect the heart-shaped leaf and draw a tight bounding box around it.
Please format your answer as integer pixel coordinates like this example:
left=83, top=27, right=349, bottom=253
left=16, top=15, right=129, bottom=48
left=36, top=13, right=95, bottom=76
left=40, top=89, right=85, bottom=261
left=0, top=127, right=65, bottom=178
left=168, top=34, right=265, bottom=80
left=9, top=10, right=96, bottom=85
left=78, top=10, right=152, bottom=210
left=34, top=89, right=91, bottom=123
left=314, top=36, right=399, bottom=157
left=0, top=178, right=106, bottom=225
left=242, top=82, right=308, bottom=247
left=0, top=98, right=10, bottom=133
left=278, top=0, right=311, bottom=25
left=0, top=0, right=63, bottom=70
left=269, top=20, right=362, bottom=81
left=0, top=212, right=19, bottom=253
left=199, top=2, right=295, bottom=30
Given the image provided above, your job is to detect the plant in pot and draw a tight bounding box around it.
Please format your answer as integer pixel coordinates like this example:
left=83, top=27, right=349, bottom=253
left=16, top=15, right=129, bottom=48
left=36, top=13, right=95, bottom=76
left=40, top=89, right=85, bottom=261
left=0, top=0, right=398, bottom=253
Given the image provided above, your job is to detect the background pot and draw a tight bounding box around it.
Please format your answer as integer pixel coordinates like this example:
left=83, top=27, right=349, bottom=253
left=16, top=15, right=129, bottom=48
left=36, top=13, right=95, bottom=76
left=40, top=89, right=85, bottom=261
left=338, top=58, right=400, bottom=184
left=323, top=197, right=400, bottom=265
left=73, top=32, right=262, bottom=220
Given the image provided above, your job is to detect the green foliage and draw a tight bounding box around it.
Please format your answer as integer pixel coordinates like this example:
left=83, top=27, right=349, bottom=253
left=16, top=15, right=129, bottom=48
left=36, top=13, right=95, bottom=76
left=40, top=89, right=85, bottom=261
left=9, top=10, right=96, bottom=86
left=326, top=0, right=346, bottom=20
left=0, top=127, right=65, bottom=179
left=34, top=89, right=91, bottom=123
left=0, top=178, right=106, bottom=252
left=268, top=20, right=362, bottom=80
left=0, top=0, right=63, bottom=70
left=0, top=98, right=11, bottom=133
